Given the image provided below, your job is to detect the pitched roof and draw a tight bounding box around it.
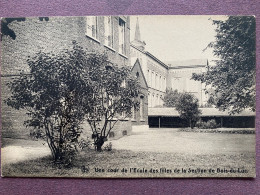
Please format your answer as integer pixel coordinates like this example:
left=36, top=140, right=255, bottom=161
left=166, top=59, right=208, bottom=69
left=130, top=45, right=208, bottom=70
left=131, top=59, right=148, bottom=88
left=145, top=52, right=169, bottom=69
left=130, top=44, right=168, bottom=69
left=148, top=107, right=255, bottom=117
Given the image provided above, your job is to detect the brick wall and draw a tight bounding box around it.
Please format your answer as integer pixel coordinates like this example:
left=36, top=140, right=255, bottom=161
left=1, top=16, right=132, bottom=140
left=131, top=60, right=148, bottom=126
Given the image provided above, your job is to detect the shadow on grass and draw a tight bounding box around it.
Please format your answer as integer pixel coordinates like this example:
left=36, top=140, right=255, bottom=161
left=1, top=148, right=255, bottom=178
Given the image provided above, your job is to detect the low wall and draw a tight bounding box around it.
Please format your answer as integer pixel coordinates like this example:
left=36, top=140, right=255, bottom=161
left=80, top=120, right=132, bottom=141
left=148, top=116, right=255, bottom=128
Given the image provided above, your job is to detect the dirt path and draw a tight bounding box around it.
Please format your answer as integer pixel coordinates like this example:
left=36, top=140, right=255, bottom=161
left=1, top=144, right=50, bottom=166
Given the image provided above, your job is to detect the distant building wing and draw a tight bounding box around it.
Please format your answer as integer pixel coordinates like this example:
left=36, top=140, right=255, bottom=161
left=148, top=107, right=255, bottom=117
left=166, top=59, right=208, bottom=69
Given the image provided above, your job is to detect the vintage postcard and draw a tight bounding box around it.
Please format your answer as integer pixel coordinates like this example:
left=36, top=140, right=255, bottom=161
left=1, top=15, right=256, bottom=178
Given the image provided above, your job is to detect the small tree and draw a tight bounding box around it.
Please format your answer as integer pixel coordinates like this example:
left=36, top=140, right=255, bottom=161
left=6, top=42, right=94, bottom=164
left=6, top=41, right=140, bottom=163
left=162, top=89, right=180, bottom=107
left=175, top=93, right=201, bottom=128
left=85, top=59, right=140, bottom=152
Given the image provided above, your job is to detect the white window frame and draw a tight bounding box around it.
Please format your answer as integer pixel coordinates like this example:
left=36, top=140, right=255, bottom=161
left=118, top=18, right=126, bottom=55
left=86, top=16, right=99, bottom=41
left=147, top=70, right=150, bottom=86
left=104, top=16, right=114, bottom=48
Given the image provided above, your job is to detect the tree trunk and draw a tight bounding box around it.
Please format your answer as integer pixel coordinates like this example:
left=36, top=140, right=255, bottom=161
left=95, top=137, right=105, bottom=152
left=97, top=144, right=102, bottom=152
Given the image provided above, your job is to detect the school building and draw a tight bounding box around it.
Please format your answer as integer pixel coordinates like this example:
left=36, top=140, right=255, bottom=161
left=1, top=16, right=149, bottom=141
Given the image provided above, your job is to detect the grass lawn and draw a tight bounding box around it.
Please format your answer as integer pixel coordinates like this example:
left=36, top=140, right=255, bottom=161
left=2, top=148, right=255, bottom=178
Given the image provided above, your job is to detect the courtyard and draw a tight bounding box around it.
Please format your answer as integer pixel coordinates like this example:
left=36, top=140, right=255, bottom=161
left=1, top=128, right=255, bottom=177
left=112, top=128, right=255, bottom=155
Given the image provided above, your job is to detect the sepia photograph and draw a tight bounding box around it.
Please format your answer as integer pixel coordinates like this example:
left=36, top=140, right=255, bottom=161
left=0, top=15, right=256, bottom=178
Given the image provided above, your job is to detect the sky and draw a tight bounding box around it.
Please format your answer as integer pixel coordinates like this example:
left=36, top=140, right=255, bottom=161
left=130, top=15, right=227, bottom=63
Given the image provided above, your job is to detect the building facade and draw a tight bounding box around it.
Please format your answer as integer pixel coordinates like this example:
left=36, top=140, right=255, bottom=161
left=130, top=19, right=168, bottom=108
left=129, top=18, right=255, bottom=129
left=1, top=16, right=148, bottom=140
left=130, top=18, right=208, bottom=108
left=166, top=59, right=209, bottom=105
left=130, top=59, right=149, bottom=130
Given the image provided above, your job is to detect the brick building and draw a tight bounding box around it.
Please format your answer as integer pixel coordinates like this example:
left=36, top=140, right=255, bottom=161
left=131, top=59, right=149, bottom=130
left=1, top=16, right=148, bottom=140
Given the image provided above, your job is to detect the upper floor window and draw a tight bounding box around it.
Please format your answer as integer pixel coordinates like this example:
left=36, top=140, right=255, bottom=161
left=147, top=70, right=150, bottom=86
left=104, top=16, right=113, bottom=48
left=155, top=73, right=158, bottom=89
left=158, top=75, right=163, bottom=90
left=86, top=16, right=98, bottom=40
left=118, top=18, right=126, bottom=55
left=152, top=71, right=155, bottom=88
left=163, top=77, right=166, bottom=91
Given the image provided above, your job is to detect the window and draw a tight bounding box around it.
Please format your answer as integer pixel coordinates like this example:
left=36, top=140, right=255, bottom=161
left=152, top=71, right=155, bottom=88
left=109, top=132, right=115, bottom=138
left=148, top=93, right=151, bottom=107
left=150, top=70, right=152, bottom=87
left=152, top=94, right=155, bottom=107
left=163, top=77, right=166, bottom=91
left=140, top=96, right=144, bottom=121
left=147, top=70, right=150, bottom=86
left=107, top=98, right=114, bottom=119
left=121, top=111, right=126, bottom=119
left=159, top=75, right=162, bottom=90
left=155, top=73, right=158, bottom=89
left=86, top=16, right=98, bottom=40
left=118, top=18, right=126, bottom=54
left=131, top=106, right=136, bottom=120
left=104, top=16, right=113, bottom=47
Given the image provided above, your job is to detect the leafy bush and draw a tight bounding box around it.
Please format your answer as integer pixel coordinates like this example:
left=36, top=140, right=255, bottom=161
left=78, top=138, right=92, bottom=150
left=196, top=119, right=218, bottom=129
